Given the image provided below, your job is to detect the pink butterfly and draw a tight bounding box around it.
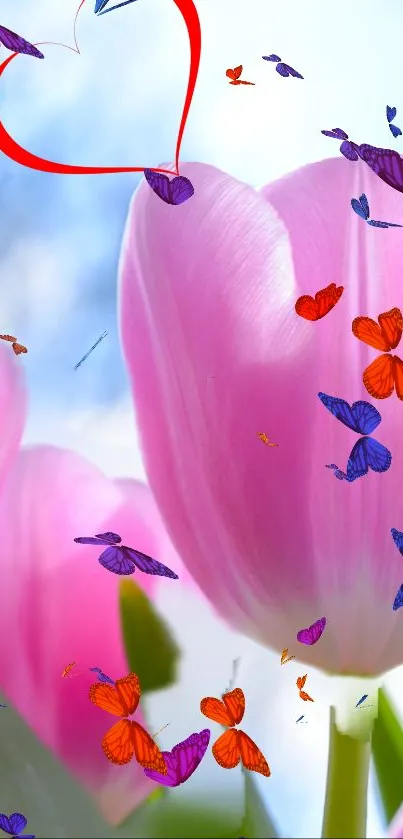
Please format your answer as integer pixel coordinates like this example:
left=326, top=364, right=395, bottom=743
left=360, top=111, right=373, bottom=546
left=297, top=617, right=326, bottom=645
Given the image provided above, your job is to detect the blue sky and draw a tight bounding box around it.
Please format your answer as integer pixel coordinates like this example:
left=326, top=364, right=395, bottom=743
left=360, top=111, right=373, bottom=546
left=1, top=0, right=403, bottom=835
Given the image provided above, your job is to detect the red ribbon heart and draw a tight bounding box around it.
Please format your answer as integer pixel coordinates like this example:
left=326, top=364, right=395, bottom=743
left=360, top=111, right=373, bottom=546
left=0, top=0, right=201, bottom=176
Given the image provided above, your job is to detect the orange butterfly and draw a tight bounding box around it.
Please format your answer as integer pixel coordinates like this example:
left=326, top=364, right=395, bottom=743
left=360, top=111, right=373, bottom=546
left=295, top=283, right=344, bottom=321
left=257, top=433, right=278, bottom=446
left=0, top=334, right=27, bottom=355
left=90, top=672, right=167, bottom=771
left=61, top=662, right=81, bottom=678
left=296, top=674, right=314, bottom=702
left=200, top=687, right=270, bottom=776
left=281, top=648, right=295, bottom=665
left=226, top=65, right=255, bottom=85
left=352, top=307, right=403, bottom=399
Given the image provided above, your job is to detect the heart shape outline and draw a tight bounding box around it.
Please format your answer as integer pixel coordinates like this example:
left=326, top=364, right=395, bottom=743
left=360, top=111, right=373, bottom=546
left=0, top=0, right=201, bottom=175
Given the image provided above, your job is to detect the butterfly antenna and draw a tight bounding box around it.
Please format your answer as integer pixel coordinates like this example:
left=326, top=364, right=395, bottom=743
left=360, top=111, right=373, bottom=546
left=152, top=722, right=171, bottom=738
left=227, top=657, right=241, bottom=692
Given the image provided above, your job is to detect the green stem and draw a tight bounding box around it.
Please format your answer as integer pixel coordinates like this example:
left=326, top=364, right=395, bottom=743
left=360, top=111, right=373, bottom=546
left=321, top=706, right=370, bottom=839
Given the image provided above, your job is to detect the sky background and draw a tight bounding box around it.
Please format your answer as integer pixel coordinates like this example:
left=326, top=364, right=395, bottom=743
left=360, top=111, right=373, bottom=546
left=1, top=0, right=403, bottom=836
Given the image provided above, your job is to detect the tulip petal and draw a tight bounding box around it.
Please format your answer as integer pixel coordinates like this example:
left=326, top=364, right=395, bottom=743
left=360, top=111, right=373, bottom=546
left=0, top=446, right=167, bottom=825
left=390, top=804, right=403, bottom=838
left=0, top=344, right=26, bottom=484
left=119, top=160, right=403, bottom=676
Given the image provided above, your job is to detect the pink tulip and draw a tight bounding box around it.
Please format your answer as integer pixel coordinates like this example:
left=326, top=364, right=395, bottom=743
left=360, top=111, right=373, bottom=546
left=390, top=805, right=403, bottom=837
left=119, top=158, right=403, bottom=677
left=0, top=443, right=176, bottom=825
left=0, top=344, right=26, bottom=484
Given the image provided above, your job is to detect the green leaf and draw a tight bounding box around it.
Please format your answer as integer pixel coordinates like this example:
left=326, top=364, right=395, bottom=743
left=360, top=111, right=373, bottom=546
left=240, top=769, right=279, bottom=838
left=119, top=578, right=181, bottom=693
left=132, top=798, right=242, bottom=838
left=372, top=687, right=403, bottom=824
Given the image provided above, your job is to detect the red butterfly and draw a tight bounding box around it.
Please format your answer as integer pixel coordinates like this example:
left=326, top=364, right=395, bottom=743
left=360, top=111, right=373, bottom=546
left=352, top=307, right=403, bottom=400
left=226, top=66, right=255, bottom=85
left=200, top=687, right=270, bottom=776
left=0, top=334, right=27, bottom=355
left=295, top=283, right=344, bottom=321
left=296, top=674, right=314, bottom=702
left=90, top=672, right=167, bottom=770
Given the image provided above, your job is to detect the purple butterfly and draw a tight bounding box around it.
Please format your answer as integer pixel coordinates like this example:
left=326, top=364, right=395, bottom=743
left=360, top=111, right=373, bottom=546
left=321, top=126, right=403, bottom=193
left=74, top=531, right=179, bottom=579
left=89, top=667, right=115, bottom=685
left=297, top=617, right=326, bottom=645
left=0, top=813, right=35, bottom=839
left=95, top=0, right=139, bottom=15
left=144, top=729, right=210, bottom=786
left=351, top=192, right=403, bottom=228
left=0, top=26, right=44, bottom=59
left=262, top=54, right=303, bottom=78
left=144, top=170, right=194, bottom=205
left=387, top=105, right=402, bottom=139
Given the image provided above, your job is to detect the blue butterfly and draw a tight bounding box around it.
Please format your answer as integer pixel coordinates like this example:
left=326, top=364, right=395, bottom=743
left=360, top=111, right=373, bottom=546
left=262, top=54, right=303, bottom=78
left=318, top=393, right=392, bottom=482
left=351, top=193, right=403, bottom=228
left=387, top=105, right=402, bottom=138
left=95, top=0, right=139, bottom=15
left=89, top=667, right=115, bottom=685
left=355, top=694, right=368, bottom=708
left=390, top=529, right=403, bottom=610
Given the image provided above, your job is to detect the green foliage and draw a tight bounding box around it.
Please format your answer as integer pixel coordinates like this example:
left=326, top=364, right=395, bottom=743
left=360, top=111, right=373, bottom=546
left=372, top=687, right=403, bottom=824
left=119, top=578, right=181, bottom=693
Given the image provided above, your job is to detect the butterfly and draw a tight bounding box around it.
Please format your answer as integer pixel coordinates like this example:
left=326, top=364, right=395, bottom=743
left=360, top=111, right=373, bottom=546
left=200, top=688, right=270, bottom=776
left=90, top=667, right=115, bottom=685
left=262, top=54, right=303, bottom=78
left=318, top=392, right=392, bottom=481
left=351, top=193, right=403, bottom=228
left=143, top=170, right=194, bottom=206
left=296, top=674, right=314, bottom=702
left=352, top=307, right=403, bottom=400
left=0, top=335, right=27, bottom=356
left=61, top=662, right=82, bottom=678
left=356, top=694, right=369, bottom=708
left=0, top=813, right=35, bottom=838
left=74, top=531, right=178, bottom=578
left=144, top=729, right=211, bottom=787
left=296, top=715, right=307, bottom=723
left=295, top=283, right=344, bottom=321
left=95, top=0, right=139, bottom=14
left=226, top=66, right=255, bottom=85
left=390, top=529, right=403, bottom=610
left=321, top=127, right=403, bottom=194
left=387, top=106, right=402, bottom=138
left=257, top=433, right=278, bottom=446
left=281, top=648, right=296, bottom=665
left=0, top=25, right=44, bottom=59
left=90, top=672, right=167, bottom=770
left=297, top=617, right=326, bottom=646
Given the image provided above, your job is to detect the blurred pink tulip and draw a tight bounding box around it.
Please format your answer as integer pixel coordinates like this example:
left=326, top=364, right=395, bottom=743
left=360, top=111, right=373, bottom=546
left=390, top=805, right=403, bottom=838
left=119, top=158, right=403, bottom=677
left=0, top=443, right=177, bottom=825
left=0, top=344, right=26, bottom=484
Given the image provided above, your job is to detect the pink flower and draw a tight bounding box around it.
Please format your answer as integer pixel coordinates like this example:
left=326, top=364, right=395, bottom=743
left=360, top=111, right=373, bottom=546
left=0, top=350, right=180, bottom=824
left=119, top=158, right=403, bottom=677
left=390, top=805, right=403, bottom=837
